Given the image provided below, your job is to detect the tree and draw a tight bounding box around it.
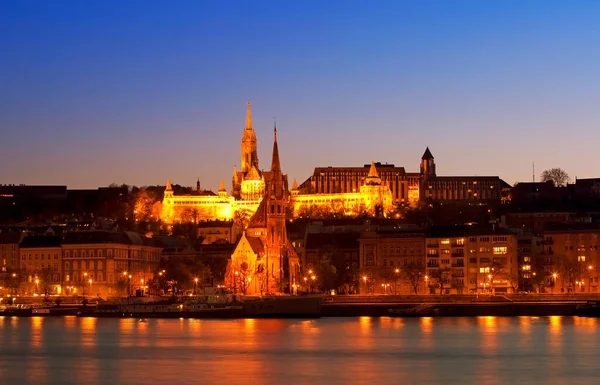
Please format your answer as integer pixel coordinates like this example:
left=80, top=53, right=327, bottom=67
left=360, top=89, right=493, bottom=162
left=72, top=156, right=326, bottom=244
left=540, top=168, right=570, bottom=187
left=402, top=264, right=427, bottom=294
left=429, top=267, right=452, bottom=295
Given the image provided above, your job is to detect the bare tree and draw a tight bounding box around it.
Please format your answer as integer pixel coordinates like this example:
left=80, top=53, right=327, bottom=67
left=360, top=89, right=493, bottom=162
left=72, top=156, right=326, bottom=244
left=429, top=267, right=452, bottom=295
left=540, top=168, right=570, bottom=187
left=402, top=264, right=426, bottom=294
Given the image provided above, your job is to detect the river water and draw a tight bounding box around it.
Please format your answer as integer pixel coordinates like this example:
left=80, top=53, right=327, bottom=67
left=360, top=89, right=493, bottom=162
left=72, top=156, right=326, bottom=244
left=0, top=316, right=599, bottom=385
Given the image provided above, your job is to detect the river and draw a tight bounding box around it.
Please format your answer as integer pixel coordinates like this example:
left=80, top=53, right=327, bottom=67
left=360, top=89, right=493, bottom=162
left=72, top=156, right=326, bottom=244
left=0, top=316, right=598, bottom=385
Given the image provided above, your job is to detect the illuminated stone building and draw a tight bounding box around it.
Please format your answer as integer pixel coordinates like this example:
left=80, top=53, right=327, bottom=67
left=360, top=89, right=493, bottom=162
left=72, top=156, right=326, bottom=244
left=297, top=148, right=509, bottom=215
left=62, top=230, right=162, bottom=297
left=292, top=161, right=394, bottom=217
left=541, top=223, right=600, bottom=293
left=226, top=129, right=300, bottom=295
left=0, top=231, right=21, bottom=274
left=19, top=235, right=63, bottom=294
left=161, top=102, right=287, bottom=224
left=359, top=229, right=426, bottom=294
left=359, top=224, right=518, bottom=295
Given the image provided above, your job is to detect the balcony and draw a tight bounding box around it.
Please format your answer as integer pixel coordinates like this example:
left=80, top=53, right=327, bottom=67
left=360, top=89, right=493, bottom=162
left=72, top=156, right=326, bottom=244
left=541, top=239, right=554, bottom=245
left=451, top=242, right=465, bottom=247
left=427, top=254, right=439, bottom=258
left=427, top=263, right=439, bottom=268
left=451, top=264, right=465, bottom=269
left=451, top=253, right=465, bottom=257
left=427, top=243, right=439, bottom=248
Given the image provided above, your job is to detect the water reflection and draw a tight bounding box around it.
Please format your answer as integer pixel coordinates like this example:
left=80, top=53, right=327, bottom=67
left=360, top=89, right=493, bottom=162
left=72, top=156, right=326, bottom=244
left=4, top=316, right=600, bottom=385
left=30, top=316, right=44, bottom=349
left=80, top=317, right=97, bottom=348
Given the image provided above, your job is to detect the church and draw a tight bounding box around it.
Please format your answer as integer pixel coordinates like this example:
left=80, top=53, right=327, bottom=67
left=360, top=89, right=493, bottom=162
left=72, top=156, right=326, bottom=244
left=225, top=128, right=299, bottom=295
left=160, top=102, right=287, bottom=224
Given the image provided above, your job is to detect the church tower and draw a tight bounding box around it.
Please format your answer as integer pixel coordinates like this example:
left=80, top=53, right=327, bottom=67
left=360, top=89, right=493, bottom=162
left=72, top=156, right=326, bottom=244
left=420, top=147, right=436, bottom=179
left=420, top=147, right=436, bottom=202
left=265, top=127, right=288, bottom=291
left=241, top=101, right=259, bottom=173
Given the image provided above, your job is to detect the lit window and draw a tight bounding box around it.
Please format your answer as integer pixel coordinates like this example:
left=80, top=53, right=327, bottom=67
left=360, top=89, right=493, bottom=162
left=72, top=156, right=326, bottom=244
left=578, top=256, right=586, bottom=262
left=493, top=247, right=507, bottom=255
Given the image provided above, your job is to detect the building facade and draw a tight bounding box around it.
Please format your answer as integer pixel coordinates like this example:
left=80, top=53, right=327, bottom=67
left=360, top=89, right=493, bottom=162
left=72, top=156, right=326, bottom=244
left=359, top=225, right=519, bottom=295
left=62, top=230, right=162, bottom=297
left=358, top=229, right=426, bottom=294
left=541, top=223, right=600, bottom=293
left=0, top=231, right=21, bottom=274
left=19, top=235, right=63, bottom=295
left=292, top=161, right=394, bottom=217
left=297, top=148, right=509, bottom=215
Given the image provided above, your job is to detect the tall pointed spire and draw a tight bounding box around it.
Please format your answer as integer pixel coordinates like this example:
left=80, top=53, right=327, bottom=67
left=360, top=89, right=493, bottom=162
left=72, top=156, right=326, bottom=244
left=166, top=179, right=173, bottom=191
left=219, top=180, right=226, bottom=192
left=292, top=178, right=298, bottom=190
left=270, top=126, right=281, bottom=174
left=245, top=100, right=252, bottom=130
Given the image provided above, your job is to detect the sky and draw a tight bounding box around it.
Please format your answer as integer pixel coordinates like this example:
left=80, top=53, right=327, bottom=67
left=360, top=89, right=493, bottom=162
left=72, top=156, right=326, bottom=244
left=1, top=0, right=600, bottom=190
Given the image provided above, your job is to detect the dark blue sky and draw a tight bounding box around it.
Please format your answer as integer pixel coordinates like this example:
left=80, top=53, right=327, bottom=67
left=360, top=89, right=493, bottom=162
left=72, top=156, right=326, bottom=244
left=2, top=1, right=599, bottom=189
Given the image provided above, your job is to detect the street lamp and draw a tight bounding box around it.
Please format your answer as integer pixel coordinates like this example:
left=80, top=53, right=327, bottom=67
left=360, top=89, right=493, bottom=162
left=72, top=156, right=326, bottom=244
left=311, top=275, right=316, bottom=293
left=303, top=276, right=308, bottom=293
left=35, top=279, right=39, bottom=294
left=83, top=272, right=88, bottom=296
left=424, top=275, right=429, bottom=294
left=394, top=268, right=400, bottom=295
left=552, top=273, right=557, bottom=294
left=362, top=275, right=367, bottom=294
left=194, top=277, right=199, bottom=294
left=234, top=271, right=239, bottom=294
left=89, top=279, right=93, bottom=296
left=488, top=274, right=493, bottom=294
left=588, top=265, right=593, bottom=292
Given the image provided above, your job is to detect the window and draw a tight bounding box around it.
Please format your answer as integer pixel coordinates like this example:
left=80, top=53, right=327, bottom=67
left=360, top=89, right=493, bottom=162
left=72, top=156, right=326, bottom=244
left=441, top=259, right=450, bottom=264
left=493, top=247, right=508, bottom=255
left=456, top=239, right=465, bottom=245
left=441, top=239, right=450, bottom=245
left=578, top=256, right=586, bottom=262
left=479, top=267, right=490, bottom=273
left=441, top=249, right=450, bottom=254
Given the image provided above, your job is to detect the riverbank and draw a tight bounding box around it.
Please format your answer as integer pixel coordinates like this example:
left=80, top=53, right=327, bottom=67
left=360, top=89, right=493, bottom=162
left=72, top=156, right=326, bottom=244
left=2, top=294, right=599, bottom=318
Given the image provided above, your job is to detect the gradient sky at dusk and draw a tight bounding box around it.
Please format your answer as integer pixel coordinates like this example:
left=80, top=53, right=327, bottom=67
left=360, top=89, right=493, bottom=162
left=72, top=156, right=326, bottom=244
left=2, top=1, right=600, bottom=190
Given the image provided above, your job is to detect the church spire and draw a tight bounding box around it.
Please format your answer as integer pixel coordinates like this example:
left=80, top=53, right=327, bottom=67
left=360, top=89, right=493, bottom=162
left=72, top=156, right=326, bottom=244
left=245, top=100, right=252, bottom=130
left=218, top=180, right=226, bottom=192
left=166, top=179, right=173, bottom=191
left=270, top=126, right=281, bottom=175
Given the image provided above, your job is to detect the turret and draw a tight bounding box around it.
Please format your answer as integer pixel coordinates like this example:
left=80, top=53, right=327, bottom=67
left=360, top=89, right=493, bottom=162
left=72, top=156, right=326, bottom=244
left=291, top=178, right=299, bottom=197
left=420, top=147, right=436, bottom=179
left=364, top=161, right=382, bottom=186
left=164, top=179, right=173, bottom=198
left=218, top=180, right=227, bottom=198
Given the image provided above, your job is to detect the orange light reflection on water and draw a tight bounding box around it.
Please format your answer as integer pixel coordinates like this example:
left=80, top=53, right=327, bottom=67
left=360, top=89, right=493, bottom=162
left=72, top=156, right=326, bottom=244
left=80, top=317, right=97, bottom=348
left=30, top=316, right=44, bottom=349
left=548, top=316, right=563, bottom=350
